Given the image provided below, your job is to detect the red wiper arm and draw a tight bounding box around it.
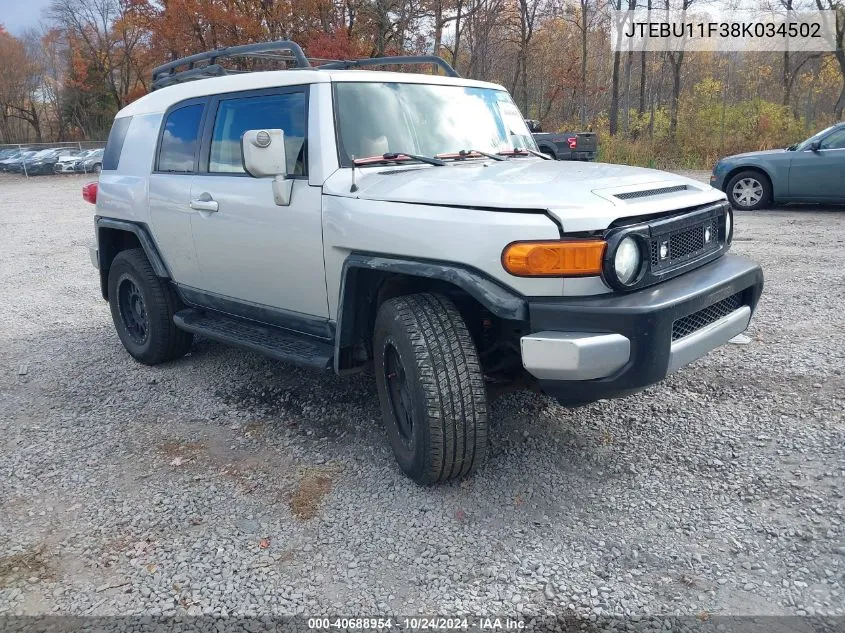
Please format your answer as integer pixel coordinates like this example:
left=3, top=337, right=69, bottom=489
left=497, top=148, right=552, bottom=160
left=352, top=152, right=446, bottom=167
left=436, top=149, right=505, bottom=162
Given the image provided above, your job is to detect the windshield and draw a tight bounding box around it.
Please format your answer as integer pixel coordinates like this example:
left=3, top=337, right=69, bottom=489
left=31, top=150, right=55, bottom=159
left=794, top=125, right=838, bottom=151
left=334, top=82, right=536, bottom=166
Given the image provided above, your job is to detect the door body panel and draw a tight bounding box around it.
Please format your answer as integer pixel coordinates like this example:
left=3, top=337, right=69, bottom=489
left=188, top=176, right=328, bottom=318
left=184, top=85, right=329, bottom=322
left=149, top=174, right=201, bottom=285
left=788, top=150, right=845, bottom=200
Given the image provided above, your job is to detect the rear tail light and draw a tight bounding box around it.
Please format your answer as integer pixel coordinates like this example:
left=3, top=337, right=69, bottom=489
left=82, top=182, right=98, bottom=204
left=567, top=137, right=577, bottom=150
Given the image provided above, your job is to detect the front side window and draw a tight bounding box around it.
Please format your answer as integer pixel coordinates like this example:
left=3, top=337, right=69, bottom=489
left=820, top=128, right=845, bottom=150
left=795, top=125, right=836, bottom=151
left=334, top=82, right=536, bottom=166
left=157, top=104, right=204, bottom=173
left=209, top=92, right=307, bottom=175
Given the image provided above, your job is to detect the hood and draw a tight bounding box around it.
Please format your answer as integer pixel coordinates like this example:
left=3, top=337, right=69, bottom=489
left=721, top=149, right=788, bottom=161
left=323, top=159, right=725, bottom=232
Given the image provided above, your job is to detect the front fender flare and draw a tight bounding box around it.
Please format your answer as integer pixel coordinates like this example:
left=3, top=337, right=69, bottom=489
left=334, top=253, right=528, bottom=371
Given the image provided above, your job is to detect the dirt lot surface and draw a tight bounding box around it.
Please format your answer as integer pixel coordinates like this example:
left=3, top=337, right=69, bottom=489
left=0, top=172, right=843, bottom=620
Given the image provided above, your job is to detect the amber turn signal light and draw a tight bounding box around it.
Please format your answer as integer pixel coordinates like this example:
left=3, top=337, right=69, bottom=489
left=502, top=240, right=607, bottom=277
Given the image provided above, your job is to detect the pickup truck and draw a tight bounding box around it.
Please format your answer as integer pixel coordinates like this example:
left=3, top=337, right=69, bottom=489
left=525, top=119, right=598, bottom=161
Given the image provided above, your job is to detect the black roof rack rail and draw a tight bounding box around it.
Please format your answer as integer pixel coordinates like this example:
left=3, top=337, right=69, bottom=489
left=150, top=41, right=461, bottom=90
left=317, top=55, right=459, bottom=77
left=151, top=40, right=311, bottom=90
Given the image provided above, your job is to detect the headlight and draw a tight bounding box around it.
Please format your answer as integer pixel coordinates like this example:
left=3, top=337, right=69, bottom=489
left=724, top=208, right=733, bottom=243
left=614, top=236, right=642, bottom=285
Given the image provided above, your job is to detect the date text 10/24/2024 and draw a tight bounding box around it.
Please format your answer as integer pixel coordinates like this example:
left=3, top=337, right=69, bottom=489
left=307, top=618, right=526, bottom=630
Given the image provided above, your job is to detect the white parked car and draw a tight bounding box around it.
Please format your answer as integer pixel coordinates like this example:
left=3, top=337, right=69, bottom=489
left=54, top=151, right=85, bottom=173
left=85, top=41, right=763, bottom=484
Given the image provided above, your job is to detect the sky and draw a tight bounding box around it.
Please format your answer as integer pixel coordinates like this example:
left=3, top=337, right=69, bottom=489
left=1, top=0, right=51, bottom=35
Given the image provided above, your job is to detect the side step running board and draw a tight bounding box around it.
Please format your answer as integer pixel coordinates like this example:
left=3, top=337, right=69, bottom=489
left=174, top=309, right=333, bottom=370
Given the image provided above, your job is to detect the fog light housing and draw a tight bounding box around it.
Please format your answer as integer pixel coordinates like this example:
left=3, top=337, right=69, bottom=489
left=704, top=226, right=712, bottom=243
left=659, top=241, right=669, bottom=260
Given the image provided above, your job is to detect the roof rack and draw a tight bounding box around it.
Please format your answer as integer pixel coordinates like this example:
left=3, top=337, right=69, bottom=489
left=151, top=40, right=311, bottom=90
left=151, top=40, right=460, bottom=90
left=317, top=56, right=459, bottom=77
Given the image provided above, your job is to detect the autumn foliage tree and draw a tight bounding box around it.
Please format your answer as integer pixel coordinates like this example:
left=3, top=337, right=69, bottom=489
left=0, top=0, right=843, bottom=168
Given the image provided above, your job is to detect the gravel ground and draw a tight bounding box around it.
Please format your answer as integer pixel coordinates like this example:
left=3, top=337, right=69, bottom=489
left=0, top=171, right=843, bottom=621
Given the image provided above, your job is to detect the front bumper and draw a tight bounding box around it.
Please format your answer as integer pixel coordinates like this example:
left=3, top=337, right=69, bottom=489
left=710, top=170, right=727, bottom=191
left=521, top=254, right=763, bottom=403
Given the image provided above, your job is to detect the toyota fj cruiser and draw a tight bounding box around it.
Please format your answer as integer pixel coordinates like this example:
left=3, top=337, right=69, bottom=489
left=86, top=41, right=763, bottom=484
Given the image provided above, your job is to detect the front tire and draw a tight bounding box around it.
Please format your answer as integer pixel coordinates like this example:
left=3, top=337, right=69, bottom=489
left=107, top=249, right=192, bottom=365
left=726, top=170, right=771, bottom=211
left=373, top=293, right=489, bottom=484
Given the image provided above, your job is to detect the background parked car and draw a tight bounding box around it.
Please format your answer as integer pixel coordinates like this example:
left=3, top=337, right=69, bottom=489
left=53, top=151, right=86, bottom=173
left=2, top=150, right=39, bottom=173
left=74, top=148, right=104, bottom=173
left=712, top=122, right=845, bottom=210
left=20, top=148, right=78, bottom=175
left=525, top=119, right=598, bottom=161
left=0, top=148, right=22, bottom=162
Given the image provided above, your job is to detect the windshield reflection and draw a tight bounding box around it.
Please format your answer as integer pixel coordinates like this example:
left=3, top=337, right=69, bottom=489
left=335, top=82, right=536, bottom=166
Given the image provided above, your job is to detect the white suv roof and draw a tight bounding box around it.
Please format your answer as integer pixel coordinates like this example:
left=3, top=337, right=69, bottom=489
left=119, top=69, right=505, bottom=118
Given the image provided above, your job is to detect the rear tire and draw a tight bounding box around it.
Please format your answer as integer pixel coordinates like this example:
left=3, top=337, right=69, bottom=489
left=107, top=248, right=192, bottom=365
left=726, top=170, right=771, bottom=211
left=373, top=293, right=489, bottom=484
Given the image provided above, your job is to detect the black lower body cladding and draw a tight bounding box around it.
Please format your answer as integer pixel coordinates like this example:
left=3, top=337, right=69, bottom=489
left=529, top=254, right=763, bottom=404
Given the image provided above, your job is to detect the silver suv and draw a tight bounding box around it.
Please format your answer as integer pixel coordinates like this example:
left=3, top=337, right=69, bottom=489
left=86, top=41, right=763, bottom=484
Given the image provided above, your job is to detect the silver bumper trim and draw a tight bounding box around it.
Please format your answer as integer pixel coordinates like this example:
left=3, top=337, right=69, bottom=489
left=667, top=306, right=751, bottom=373
left=520, top=332, right=630, bottom=381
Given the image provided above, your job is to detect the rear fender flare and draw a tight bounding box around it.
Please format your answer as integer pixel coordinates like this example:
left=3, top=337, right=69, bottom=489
left=95, top=217, right=170, bottom=299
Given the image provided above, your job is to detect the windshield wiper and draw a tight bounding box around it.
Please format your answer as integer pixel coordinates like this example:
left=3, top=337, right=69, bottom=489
left=497, top=148, right=551, bottom=160
left=437, top=149, right=505, bottom=161
left=352, top=152, right=446, bottom=167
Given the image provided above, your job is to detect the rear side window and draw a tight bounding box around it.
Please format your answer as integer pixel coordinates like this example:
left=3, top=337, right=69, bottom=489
left=102, top=116, right=132, bottom=171
left=157, top=104, right=204, bottom=173
left=209, top=92, right=307, bottom=175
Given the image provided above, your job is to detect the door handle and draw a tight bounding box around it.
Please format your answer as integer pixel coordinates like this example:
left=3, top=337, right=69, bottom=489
left=190, top=194, right=218, bottom=213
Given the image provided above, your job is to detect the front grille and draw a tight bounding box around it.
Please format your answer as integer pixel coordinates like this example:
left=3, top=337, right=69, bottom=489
left=672, top=293, right=743, bottom=341
left=651, top=217, right=720, bottom=270
left=615, top=185, right=688, bottom=200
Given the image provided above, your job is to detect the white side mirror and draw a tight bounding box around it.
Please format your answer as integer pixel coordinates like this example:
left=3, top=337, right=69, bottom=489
left=241, top=129, right=292, bottom=206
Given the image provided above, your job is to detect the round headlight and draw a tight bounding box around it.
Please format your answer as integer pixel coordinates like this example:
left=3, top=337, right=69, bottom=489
left=614, top=236, right=642, bottom=285
left=725, top=209, right=732, bottom=242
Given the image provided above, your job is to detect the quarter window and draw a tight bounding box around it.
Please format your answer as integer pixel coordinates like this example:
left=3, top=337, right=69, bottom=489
left=157, top=103, right=204, bottom=173
left=209, top=92, right=307, bottom=175
left=103, top=116, right=132, bottom=171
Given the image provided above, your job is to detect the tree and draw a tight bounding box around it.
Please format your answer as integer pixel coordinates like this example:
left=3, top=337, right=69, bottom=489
left=665, top=0, right=694, bottom=140
left=0, top=28, right=43, bottom=141
left=560, top=0, right=598, bottom=125
left=815, top=0, right=845, bottom=117
left=48, top=0, right=148, bottom=110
